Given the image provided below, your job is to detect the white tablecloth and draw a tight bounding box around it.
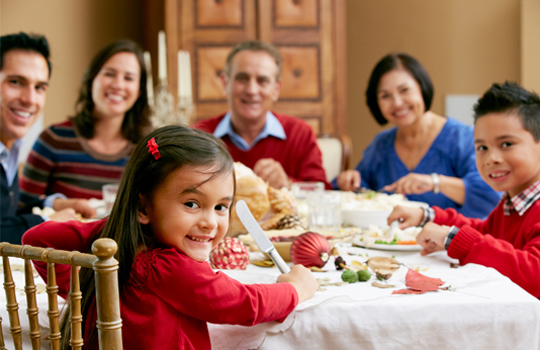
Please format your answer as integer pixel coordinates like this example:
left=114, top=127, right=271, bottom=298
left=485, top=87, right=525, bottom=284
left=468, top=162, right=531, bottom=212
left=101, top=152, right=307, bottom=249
left=209, top=244, right=540, bottom=350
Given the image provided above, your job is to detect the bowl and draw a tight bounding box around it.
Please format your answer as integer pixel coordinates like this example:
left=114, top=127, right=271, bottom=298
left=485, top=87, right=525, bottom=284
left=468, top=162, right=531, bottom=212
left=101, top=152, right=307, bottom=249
left=341, top=209, right=392, bottom=228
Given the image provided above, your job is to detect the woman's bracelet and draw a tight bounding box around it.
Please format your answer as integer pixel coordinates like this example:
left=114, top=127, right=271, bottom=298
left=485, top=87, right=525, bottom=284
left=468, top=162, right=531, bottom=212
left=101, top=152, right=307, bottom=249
left=431, top=173, right=440, bottom=194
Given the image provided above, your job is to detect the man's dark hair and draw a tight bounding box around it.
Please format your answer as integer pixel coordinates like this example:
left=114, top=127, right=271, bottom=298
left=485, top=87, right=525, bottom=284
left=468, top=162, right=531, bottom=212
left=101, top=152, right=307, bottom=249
left=0, top=32, right=51, bottom=76
left=474, top=82, right=540, bottom=141
left=365, top=53, right=434, bottom=126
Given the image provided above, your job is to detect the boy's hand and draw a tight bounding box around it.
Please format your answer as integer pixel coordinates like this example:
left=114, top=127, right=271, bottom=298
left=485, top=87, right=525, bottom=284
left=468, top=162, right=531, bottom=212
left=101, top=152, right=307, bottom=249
left=277, top=264, right=318, bottom=303
left=387, top=205, right=424, bottom=228
left=416, top=222, right=449, bottom=256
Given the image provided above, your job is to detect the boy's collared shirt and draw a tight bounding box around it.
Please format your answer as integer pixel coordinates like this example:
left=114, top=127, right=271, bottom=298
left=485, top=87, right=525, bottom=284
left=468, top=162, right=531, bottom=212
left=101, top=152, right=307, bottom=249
left=503, top=180, right=540, bottom=216
left=213, top=111, right=286, bottom=151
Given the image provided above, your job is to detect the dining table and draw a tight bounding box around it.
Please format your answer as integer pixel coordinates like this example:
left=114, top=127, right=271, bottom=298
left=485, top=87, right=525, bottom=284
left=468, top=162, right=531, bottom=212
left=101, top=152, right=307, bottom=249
left=2, top=243, right=540, bottom=350
left=208, top=243, right=540, bottom=350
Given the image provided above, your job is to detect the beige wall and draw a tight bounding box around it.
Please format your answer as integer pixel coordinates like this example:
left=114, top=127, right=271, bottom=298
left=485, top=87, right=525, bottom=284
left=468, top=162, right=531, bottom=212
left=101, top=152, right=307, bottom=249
left=346, top=0, right=521, bottom=167
left=0, top=0, right=143, bottom=126
left=521, top=0, right=540, bottom=93
left=1, top=0, right=526, bottom=168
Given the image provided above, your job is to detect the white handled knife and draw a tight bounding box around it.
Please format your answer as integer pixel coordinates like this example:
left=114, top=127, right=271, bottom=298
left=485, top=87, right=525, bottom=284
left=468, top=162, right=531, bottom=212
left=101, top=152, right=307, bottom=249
left=236, top=200, right=291, bottom=274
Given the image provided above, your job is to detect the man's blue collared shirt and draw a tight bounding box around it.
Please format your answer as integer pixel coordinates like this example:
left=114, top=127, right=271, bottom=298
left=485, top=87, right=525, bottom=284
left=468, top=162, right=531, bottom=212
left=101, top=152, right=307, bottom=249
left=213, top=112, right=286, bottom=151
left=0, top=139, right=22, bottom=187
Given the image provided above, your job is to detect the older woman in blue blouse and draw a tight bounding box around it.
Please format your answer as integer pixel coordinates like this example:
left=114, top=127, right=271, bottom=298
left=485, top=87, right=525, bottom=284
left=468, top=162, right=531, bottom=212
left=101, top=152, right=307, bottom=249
left=335, top=53, right=500, bottom=218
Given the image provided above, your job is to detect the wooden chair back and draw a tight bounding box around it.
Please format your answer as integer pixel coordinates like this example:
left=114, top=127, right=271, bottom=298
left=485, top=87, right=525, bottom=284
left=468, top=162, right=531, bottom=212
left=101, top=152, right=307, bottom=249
left=317, top=133, right=352, bottom=182
left=0, top=238, right=122, bottom=350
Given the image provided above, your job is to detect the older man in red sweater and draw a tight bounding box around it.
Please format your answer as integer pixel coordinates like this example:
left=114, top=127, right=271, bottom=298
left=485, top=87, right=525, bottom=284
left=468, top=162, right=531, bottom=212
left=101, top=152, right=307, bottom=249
left=193, top=41, right=329, bottom=189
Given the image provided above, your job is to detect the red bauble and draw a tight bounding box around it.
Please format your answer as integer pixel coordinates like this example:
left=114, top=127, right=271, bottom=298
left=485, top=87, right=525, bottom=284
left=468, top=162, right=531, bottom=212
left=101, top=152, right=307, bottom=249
left=209, top=237, right=250, bottom=270
left=290, top=232, right=330, bottom=268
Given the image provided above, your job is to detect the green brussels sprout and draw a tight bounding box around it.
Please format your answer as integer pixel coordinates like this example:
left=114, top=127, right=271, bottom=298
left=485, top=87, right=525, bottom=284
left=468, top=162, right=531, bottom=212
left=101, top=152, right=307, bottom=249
left=357, top=269, right=371, bottom=282
left=341, top=269, right=358, bottom=283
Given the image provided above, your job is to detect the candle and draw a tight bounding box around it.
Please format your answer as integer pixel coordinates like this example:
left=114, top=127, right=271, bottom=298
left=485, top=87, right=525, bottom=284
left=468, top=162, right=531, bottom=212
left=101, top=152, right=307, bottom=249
left=185, top=51, right=192, bottom=99
left=158, top=30, right=167, bottom=80
left=177, top=51, right=193, bottom=100
left=143, top=51, right=154, bottom=105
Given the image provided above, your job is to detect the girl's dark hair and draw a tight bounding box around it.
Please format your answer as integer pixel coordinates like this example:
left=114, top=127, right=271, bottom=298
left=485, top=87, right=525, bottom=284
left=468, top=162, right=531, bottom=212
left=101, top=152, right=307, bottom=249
left=72, top=39, right=151, bottom=143
left=365, top=53, right=434, bottom=125
left=59, top=125, right=234, bottom=349
left=474, top=81, right=540, bottom=141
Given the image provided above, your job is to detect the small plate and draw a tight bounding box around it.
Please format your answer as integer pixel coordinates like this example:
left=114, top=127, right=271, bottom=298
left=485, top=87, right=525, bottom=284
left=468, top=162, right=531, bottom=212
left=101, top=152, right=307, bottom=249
left=352, top=237, right=422, bottom=251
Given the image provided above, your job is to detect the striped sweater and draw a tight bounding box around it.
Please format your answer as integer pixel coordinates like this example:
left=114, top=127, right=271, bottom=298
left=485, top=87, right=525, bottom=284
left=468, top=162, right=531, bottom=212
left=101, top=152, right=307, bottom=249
left=20, top=120, right=134, bottom=202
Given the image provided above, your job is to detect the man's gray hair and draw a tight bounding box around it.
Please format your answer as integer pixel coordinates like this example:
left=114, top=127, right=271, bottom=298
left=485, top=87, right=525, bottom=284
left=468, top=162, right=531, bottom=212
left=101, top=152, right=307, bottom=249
left=224, top=40, right=282, bottom=81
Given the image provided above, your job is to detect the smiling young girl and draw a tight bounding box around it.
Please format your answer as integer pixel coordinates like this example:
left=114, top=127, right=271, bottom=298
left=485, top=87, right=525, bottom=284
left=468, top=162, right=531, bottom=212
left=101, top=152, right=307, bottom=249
left=22, top=125, right=318, bottom=350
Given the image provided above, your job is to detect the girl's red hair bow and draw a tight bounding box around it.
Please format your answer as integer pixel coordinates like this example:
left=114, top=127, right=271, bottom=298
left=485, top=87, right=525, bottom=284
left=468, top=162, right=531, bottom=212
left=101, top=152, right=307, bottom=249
left=147, top=138, right=161, bottom=160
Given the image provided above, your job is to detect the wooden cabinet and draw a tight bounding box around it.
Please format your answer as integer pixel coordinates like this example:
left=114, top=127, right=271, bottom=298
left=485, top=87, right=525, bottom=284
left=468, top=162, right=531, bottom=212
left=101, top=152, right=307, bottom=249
left=143, top=0, right=347, bottom=135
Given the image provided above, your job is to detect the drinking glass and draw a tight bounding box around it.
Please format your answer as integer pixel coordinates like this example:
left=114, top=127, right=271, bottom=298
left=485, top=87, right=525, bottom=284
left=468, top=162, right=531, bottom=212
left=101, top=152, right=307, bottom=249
left=306, top=191, right=342, bottom=231
left=102, top=183, right=119, bottom=215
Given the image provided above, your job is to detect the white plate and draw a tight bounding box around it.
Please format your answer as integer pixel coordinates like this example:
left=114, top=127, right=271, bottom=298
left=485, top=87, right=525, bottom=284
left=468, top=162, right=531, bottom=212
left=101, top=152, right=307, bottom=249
left=352, top=237, right=422, bottom=251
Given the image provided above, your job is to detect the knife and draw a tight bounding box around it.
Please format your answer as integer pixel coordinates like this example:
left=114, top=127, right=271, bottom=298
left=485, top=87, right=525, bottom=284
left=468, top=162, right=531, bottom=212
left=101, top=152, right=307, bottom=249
left=236, top=200, right=291, bottom=274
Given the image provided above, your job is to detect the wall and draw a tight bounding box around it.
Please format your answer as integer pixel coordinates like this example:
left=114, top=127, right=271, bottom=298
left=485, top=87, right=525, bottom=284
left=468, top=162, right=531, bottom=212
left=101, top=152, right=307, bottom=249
left=521, top=0, right=540, bottom=93
left=0, top=0, right=144, bottom=127
left=1, top=0, right=524, bottom=167
left=346, top=0, right=521, bottom=167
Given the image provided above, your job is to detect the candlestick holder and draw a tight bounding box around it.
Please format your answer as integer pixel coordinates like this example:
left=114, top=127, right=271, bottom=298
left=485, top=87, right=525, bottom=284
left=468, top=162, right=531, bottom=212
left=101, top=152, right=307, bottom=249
left=151, top=78, right=176, bottom=128
left=175, top=95, right=196, bottom=126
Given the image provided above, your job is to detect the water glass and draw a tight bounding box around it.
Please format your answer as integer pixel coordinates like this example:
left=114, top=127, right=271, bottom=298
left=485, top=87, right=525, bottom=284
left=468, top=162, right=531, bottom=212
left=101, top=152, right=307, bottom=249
left=306, top=191, right=342, bottom=231
left=290, top=181, right=325, bottom=199
left=102, top=183, right=119, bottom=215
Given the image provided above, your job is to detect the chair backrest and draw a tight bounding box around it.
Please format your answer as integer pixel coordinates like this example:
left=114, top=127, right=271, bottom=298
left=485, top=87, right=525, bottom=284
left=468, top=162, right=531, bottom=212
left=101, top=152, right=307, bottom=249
left=0, top=238, right=122, bottom=350
left=316, top=133, right=352, bottom=182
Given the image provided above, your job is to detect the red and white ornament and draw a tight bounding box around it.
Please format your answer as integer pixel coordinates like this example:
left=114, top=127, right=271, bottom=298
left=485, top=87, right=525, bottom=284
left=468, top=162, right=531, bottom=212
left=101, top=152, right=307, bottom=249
left=209, top=237, right=250, bottom=270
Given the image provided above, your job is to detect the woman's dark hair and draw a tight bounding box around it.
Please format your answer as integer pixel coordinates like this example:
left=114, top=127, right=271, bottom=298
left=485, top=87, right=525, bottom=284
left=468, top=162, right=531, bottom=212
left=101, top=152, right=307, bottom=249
left=59, top=125, right=235, bottom=349
left=365, top=53, right=434, bottom=126
left=72, top=39, right=151, bottom=143
left=474, top=81, right=540, bottom=141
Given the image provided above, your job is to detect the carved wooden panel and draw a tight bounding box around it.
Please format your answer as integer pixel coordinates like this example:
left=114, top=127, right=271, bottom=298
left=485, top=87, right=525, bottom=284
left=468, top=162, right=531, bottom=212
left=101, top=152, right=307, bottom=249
left=195, top=45, right=232, bottom=101
left=278, top=45, right=320, bottom=100
left=195, top=0, right=244, bottom=28
left=274, top=0, right=319, bottom=28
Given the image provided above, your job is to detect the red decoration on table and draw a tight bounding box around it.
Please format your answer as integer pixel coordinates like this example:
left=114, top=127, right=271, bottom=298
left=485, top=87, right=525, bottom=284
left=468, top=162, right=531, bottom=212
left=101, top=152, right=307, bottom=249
left=392, top=269, right=445, bottom=295
left=147, top=137, right=161, bottom=160
left=209, top=237, right=250, bottom=270
left=290, top=231, right=330, bottom=268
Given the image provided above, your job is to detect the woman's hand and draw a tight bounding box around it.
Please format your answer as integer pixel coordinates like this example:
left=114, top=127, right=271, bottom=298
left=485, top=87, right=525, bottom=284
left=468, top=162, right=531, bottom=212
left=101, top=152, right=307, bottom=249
left=336, top=170, right=361, bottom=191
left=53, top=198, right=97, bottom=218
left=277, top=264, right=318, bottom=304
left=383, top=173, right=434, bottom=195
left=416, top=222, right=449, bottom=256
left=387, top=205, right=424, bottom=229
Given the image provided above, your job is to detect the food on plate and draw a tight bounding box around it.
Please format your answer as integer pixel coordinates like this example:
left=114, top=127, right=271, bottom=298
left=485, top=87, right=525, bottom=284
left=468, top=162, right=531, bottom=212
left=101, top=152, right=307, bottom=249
left=357, top=269, right=371, bottom=282
left=375, top=269, right=393, bottom=280
left=341, top=191, right=407, bottom=211
left=357, top=225, right=422, bottom=247
left=290, top=232, right=331, bottom=268
left=372, top=281, right=395, bottom=288
left=341, top=270, right=358, bottom=283
left=228, top=162, right=297, bottom=236
left=209, top=237, right=250, bottom=270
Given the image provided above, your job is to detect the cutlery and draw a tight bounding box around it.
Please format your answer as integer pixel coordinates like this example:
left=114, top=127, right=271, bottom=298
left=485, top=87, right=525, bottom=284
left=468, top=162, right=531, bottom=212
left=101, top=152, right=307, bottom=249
left=388, top=219, right=400, bottom=238
left=236, top=200, right=291, bottom=274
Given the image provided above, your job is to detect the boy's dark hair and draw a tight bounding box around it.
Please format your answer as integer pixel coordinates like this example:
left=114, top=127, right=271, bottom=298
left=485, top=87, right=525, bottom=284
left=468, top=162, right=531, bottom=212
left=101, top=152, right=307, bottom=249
left=365, top=53, right=434, bottom=126
left=474, top=82, right=540, bottom=141
left=0, top=32, right=51, bottom=76
left=59, top=125, right=235, bottom=349
left=224, top=40, right=282, bottom=81
left=72, top=39, right=151, bottom=144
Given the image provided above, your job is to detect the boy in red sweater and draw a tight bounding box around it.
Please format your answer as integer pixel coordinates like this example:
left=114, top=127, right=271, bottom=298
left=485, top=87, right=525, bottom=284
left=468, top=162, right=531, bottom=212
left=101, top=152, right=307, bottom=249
left=388, top=82, right=540, bottom=298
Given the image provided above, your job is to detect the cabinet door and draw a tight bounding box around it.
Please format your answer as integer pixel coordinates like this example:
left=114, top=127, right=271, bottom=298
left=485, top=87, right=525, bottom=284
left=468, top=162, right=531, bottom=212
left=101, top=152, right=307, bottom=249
left=256, top=0, right=343, bottom=135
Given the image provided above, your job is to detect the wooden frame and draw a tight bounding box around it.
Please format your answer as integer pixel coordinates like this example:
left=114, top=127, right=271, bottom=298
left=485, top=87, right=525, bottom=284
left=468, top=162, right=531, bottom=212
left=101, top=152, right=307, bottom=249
left=0, top=238, right=122, bottom=350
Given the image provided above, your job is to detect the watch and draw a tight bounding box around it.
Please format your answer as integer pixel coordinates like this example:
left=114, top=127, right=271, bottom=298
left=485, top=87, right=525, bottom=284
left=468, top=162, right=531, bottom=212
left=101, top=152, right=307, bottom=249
left=431, top=173, right=440, bottom=194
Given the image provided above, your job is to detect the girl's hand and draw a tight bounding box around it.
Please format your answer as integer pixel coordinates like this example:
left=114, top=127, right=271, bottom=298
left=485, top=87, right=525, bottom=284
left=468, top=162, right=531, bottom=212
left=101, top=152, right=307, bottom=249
left=387, top=205, right=424, bottom=228
left=277, top=264, right=318, bottom=303
left=383, top=173, right=434, bottom=195
left=416, top=222, right=449, bottom=256
left=337, top=170, right=360, bottom=191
